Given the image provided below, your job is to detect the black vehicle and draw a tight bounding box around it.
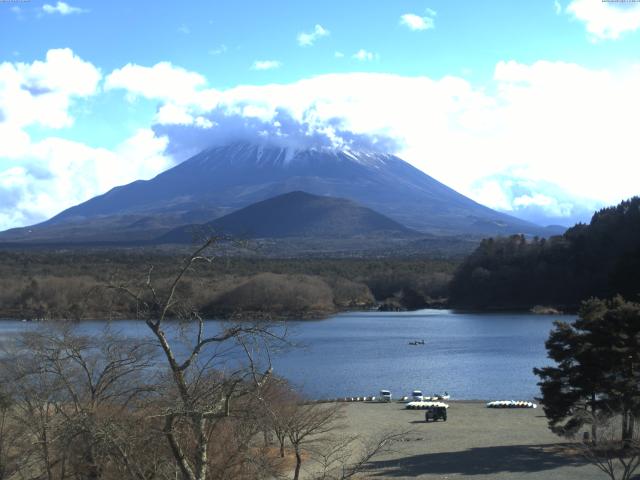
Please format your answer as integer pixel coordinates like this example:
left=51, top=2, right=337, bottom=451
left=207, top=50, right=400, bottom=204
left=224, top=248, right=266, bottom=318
left=425, top=406, right=447, bottom=422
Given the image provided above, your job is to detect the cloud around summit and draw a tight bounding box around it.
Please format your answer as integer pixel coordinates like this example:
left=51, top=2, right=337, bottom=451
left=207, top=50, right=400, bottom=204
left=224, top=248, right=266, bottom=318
left=2, top=48, right=640, bottom=229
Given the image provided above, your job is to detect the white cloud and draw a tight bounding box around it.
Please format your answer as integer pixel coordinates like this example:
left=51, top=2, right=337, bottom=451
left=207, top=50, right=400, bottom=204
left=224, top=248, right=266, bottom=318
left=42, top=2, right=87, bottom=15
left=472, top=175, right=601, bottom=226
left=0, top=48, right=101, bottom=130
left=334, top=51, right=344, bottom=58
left=352, top=49, right=377, bottom=61
left=0, top=129, right=171, bottom=231
left=566, top=0, right=640, bottom=40
left=0, top=130, right=171, bottom=231
left=554, top=0, right=562, bottom=15
left=105, top=61, right=207, bottom=104
left=297, top=24, right=330, bottom=46
left=473, top=179, right=514, bottom=212
left=135, top=60, right=640, bottom=221
left=4, top=53, right=640, bottom=229
left=400, top=10, right=436, bottom=31
left=155, top=103, right=195, bottom=125
left=0, top=51, right=171, bottom=230
left=251, top=60, right=282, bottom=71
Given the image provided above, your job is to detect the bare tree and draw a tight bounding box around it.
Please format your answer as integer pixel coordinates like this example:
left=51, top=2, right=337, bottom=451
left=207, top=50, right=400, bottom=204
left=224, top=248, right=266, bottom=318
left=309, top=430, right=408, bottom=480
left=110, top=239, right=285, bottom=480
left=0, top=386, right=28, bottom=480
left=0, top=326, right=161, bottom=480
left=285, top=402, right=345, bottom=480
left=578, top=411, right=640, bottom=480
left=0, top=238, right=391, bottom=480
left=1, top=333, right=66, bottom=480
left=257, top=378, right=298, bottom=458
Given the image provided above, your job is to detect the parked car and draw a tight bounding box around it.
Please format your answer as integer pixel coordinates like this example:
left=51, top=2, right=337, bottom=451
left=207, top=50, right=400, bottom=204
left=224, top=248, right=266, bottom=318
left=425, top=406, right=447, bottom=422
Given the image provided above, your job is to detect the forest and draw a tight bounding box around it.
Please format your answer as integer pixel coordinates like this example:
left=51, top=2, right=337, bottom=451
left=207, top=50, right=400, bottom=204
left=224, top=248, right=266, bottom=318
left=2, top=197, right=639, bottom=319
left=0, top=243, right=401, bottom=480
left=0, top=251, right=456, bottom=320
left=449, top=197, right=640, bottom=311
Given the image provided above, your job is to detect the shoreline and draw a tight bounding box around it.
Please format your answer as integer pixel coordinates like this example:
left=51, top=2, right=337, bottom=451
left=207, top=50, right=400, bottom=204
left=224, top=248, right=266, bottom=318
left=313, top=398, right=539, bottom=407
left=0, top=304, right=573, bottom=323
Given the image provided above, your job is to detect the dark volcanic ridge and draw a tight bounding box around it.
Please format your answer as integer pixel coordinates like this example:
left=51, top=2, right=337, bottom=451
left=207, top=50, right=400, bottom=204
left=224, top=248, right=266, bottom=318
left=160, top=191, right=421, bottom=243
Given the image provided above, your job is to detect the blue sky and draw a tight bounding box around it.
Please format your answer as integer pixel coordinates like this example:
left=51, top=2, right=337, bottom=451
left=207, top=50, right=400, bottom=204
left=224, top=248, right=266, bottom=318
left=1, top=0, right=640, bottom=229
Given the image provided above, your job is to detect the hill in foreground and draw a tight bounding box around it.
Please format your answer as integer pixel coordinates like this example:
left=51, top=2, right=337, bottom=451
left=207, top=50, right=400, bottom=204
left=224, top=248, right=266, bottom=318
left=159, top=191, right=420, bottom=243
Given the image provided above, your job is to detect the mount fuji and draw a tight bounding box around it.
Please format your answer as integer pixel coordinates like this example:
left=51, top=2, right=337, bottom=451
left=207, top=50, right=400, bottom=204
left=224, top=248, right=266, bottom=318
left=0, top=141, right=560, bottom=244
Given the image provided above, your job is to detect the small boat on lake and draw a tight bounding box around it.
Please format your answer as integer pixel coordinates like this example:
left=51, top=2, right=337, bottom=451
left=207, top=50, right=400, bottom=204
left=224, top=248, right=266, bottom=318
left=408, top=339, right=425, bottom=345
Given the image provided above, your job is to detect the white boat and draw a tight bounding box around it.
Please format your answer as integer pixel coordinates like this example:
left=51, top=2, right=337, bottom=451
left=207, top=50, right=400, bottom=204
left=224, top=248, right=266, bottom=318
left=405, top=401, right=450, bottom=410
left=486, top=400, right=537, bottom=409
left=433, top=391, right=450, bottom=400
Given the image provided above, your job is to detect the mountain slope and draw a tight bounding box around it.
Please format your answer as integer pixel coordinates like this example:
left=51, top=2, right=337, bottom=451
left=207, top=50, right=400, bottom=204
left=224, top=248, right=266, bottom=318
left=0, top=141, right=555, bottom=242
left=159, top=191, right=420, bottom=242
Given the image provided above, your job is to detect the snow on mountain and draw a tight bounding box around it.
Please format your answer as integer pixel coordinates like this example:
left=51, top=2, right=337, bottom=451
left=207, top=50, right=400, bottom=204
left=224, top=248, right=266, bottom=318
left=0, top=141, right=557, bottom=242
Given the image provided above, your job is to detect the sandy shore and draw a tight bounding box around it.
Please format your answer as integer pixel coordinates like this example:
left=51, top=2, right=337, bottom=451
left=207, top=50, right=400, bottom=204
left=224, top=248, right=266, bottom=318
left=334, top=400, right=605, bottom=479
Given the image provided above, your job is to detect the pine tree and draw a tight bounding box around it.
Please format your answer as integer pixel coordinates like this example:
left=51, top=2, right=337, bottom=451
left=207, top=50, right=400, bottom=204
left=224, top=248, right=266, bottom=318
left=534, top=297, right=640, bottom=443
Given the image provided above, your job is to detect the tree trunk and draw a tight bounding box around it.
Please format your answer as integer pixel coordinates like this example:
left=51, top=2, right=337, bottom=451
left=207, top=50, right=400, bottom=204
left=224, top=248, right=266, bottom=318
left=591, top=394, right=597, bottom=445
left=622, top=409, right=630, bottom=445
left=293, top=447, right=302, bottom=480
left=41, top=410, right=54, bottom=480
left=194, top=415, right=208, bottom=480
left=164, top=416, right=196, bottom=480
left=83, top=452, right=100, bottom=480
left=623, top=412, right=635, bottom=448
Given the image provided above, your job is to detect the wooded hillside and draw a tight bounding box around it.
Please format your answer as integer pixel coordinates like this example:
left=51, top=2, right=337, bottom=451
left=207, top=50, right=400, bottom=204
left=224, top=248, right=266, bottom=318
left=450, top=197, right=640, bottom=310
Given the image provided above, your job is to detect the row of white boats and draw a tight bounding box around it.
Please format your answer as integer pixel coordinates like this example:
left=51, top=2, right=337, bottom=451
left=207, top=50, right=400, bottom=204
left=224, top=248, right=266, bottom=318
left=379, top=389, right=450, bottom=403
left=406, top=401, right=450, bottom=409
left=330, top=391, right=536, bottom=409
left=379, top=391, right=536, bottom=409
left=486, top=400, right=537, bottom=409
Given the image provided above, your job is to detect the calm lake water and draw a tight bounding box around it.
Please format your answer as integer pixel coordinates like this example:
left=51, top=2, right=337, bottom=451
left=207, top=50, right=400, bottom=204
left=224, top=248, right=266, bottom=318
left=0, top=310, right=568, bottom=401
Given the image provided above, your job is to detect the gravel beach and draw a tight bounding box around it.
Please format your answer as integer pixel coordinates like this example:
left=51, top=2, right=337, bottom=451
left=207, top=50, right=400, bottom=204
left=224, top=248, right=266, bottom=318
left=336, top=400, right=607, bottom=479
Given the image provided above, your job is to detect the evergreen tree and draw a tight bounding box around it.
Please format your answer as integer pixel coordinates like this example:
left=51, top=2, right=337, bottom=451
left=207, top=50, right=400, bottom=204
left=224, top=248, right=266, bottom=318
left=450, top=196, right=640, bottom=310
left=534, top=297, right=640, bottom=442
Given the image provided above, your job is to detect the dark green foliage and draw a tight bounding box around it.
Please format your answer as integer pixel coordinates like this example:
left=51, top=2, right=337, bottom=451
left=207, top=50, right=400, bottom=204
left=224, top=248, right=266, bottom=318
left=534, top=297, right=640, bottom=441
left=450, top=197, right=640, bottom=310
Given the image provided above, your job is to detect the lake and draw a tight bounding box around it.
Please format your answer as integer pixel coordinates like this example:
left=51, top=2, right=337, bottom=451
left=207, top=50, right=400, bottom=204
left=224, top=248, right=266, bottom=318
left=0, top=310, right=567, bottom=401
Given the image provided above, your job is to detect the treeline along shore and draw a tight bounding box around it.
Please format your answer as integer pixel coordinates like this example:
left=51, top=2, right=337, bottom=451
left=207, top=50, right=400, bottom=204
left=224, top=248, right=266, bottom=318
left=1, top=196, right=639, bottom=321
left=0, top=252, right=455, bottom=320
left=450, top=196, right=640, bottom=311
